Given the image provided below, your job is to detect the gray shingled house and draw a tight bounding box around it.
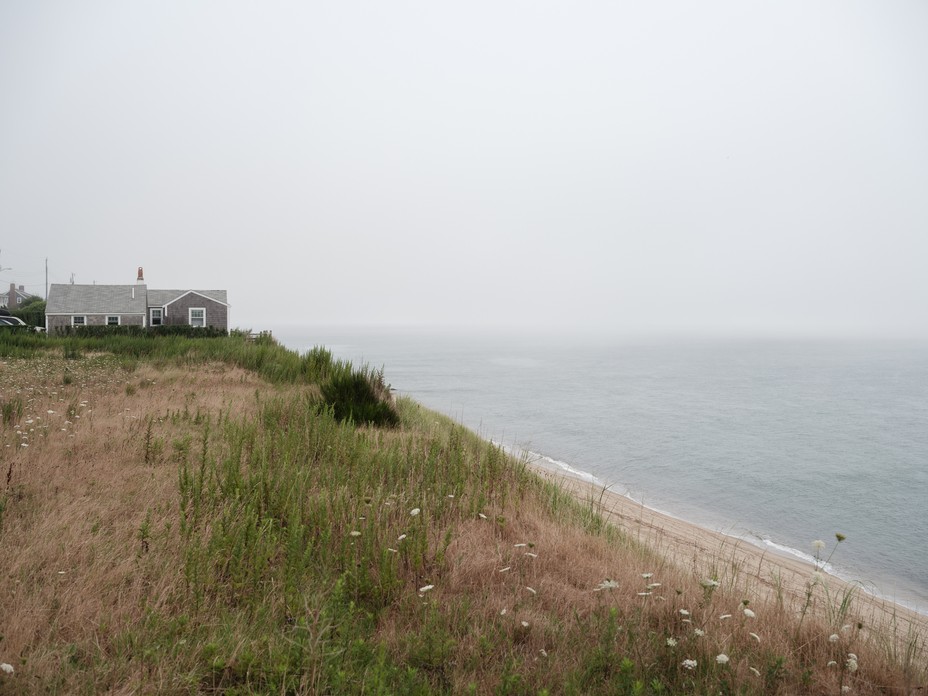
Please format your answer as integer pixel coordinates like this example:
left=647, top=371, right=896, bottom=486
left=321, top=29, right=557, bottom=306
left=1, top=282, right=36, bottom=308
left=45, top=281, right=229, bottom=332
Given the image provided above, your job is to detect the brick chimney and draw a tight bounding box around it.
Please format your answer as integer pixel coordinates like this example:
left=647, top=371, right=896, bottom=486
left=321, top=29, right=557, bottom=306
left=7, top=283, right=14, bottom=307
left=137, top=267, right=145, bottom=283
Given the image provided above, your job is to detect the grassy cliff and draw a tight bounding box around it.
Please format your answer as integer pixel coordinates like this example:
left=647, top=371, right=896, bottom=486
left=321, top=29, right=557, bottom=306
left=0, top=332, right=925, bottom=694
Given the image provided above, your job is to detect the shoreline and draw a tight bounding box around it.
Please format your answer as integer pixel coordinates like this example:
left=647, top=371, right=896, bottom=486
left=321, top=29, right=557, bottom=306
left=525, top=456, right=928, bottom=638
left=522, top=447, right=928, bottom=618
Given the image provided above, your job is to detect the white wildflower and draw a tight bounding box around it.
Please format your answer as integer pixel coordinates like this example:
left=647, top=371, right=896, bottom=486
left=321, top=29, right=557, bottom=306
left=387, top=548, right=398, bottom=553
left=827, top=661, right=837, bottom=667
left=841, top=687, right=851, bottom=694
left=418, top=584, right=434, bottom=593
left=525, top=586, right=537, bottom=595
left=679, top=609, right=690, bottom=616
left=812, top=539, right=827, bottom=551
left=500, top=608, right=507, bottom=615
left=750, top=632, right=761, bottom=643
left=478, top=513, right=488, bottom=520
left=499, top=567, right=511, bottom=573
left=349, top=530, right=361, bottom=537
left=642, top=573, right=653, bottom=579
left=666, top=637, right=677, bottom=647
left=846, top=657, right=858, bottom=673
left=743, top=608, right=756, bottom=618
left=637, top=592, right=652, bottom=596
left=749, top=666, right=761, bottom=677
left=716, top=653, right=730, bottom=665
left=694, top=628, right=705, bottom=637
left=524, top=552, right=538, bottom=558
left=829, top=633, right=840, bottom=643
left=514, top=543, right=527, bottom=548
left=719, top=614, right=732, bottom=620
left=410, top=508, right=420, bottom=516
left=521, top=621, right=530, bottom=628
left=594, top=579, right=620, bottom=591
left=397, top=534, right=407, bottom=541
left=681, top=658, right=697, bottom=670
left=539, top=648, right=548, bottom=657
left=0, top=663, right=13, bottom=674
left=647, top=582, right=662, bottom=589
left=701, top=578, right=720, bottom=588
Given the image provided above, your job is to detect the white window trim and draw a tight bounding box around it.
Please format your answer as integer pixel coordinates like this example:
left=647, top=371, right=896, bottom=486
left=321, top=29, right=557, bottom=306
left=150, top=308, right=163, bottom=326
left=72, top=316, right=86, bottom=326
left=106, top=315, right=120, bottom=326
left=189, top=307, right=206, bottom=327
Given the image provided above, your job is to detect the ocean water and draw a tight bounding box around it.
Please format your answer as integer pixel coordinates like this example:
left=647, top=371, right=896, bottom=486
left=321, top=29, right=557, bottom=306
left=274, top=327, right=928, bottom=613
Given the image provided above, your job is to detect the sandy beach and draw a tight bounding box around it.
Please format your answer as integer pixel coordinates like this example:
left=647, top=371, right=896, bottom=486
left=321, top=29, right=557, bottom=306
left=530, top=462, right=928, bottom=642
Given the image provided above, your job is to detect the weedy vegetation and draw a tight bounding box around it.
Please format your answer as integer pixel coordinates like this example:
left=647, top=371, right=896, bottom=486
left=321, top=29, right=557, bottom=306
left=0, top=330, right=925, bottom=694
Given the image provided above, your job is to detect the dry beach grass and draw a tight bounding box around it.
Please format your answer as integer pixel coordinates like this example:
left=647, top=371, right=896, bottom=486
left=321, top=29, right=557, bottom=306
left=1, top=344, right=926, bottom=693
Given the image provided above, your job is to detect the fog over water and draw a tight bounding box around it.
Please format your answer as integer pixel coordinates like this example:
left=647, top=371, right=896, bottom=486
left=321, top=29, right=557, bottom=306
left=2, top=2, right=927, bottom=338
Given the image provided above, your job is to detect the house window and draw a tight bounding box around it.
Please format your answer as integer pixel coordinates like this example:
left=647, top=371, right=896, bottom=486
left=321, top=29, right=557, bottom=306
left=107, top=316, right=120, bottom=326
left=72, top=316, right=86, bottom=327
left=150, top=308, right=162, bottom=326
left=189, top=308, right=206, bottom=328
left=16, top=296, right=22, bottom=304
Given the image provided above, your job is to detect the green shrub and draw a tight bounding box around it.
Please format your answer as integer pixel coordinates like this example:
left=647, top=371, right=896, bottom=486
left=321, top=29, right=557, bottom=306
left=320, top=368, right=399, bottom=427
left=53, top=325, right=228, bottom=338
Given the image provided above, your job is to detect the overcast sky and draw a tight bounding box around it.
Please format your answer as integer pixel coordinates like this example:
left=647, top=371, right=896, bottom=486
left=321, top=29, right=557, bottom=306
left=1, top=1, right=926, bottom=338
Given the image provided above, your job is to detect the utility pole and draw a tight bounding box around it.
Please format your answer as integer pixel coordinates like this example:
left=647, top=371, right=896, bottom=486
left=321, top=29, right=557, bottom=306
left=45, top=258, right=48, bottom=300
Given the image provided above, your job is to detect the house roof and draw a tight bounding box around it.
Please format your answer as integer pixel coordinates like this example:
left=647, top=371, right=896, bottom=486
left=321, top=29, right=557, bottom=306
left=46, top=284, right=148, bottom=315
left=148, top=289, right=229, bottom=307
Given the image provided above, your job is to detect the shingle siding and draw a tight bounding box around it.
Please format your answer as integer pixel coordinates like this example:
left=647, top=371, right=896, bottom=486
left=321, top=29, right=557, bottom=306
left=47, top=314, right=145, bottom=332
left=163, top=294, right=228, bottom=329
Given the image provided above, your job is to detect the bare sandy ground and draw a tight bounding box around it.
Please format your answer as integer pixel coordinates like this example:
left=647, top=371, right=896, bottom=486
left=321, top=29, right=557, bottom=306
left=529, top=462, right=928, bottom=642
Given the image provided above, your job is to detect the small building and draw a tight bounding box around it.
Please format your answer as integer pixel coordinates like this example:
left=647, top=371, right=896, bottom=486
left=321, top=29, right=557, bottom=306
left=45, top=269, right=229, bottom=332
left=1, top=283, right=36, bottom=308
left=146, top=289, right=229, bottom=329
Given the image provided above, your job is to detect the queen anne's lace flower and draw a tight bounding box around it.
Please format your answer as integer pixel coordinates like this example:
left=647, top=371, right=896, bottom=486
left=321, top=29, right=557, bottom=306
left=681, top=659, right=697, bottom=670
left=716, top=653, right=730, bottom=665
